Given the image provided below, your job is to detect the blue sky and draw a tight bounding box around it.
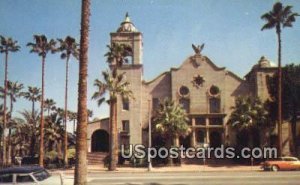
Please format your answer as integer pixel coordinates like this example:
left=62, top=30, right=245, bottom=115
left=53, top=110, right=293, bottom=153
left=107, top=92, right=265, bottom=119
left=0, top=0, right=300, bottom=124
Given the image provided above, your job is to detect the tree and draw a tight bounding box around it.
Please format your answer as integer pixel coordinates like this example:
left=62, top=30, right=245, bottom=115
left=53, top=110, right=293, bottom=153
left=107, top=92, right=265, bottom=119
left=261, top=1, right=299, bottom=156
left=17, top=110, right=40, bottom=156
left=44, top=98, right=56, bottom=116
left=104, top=42, right=132, bottom=66
left=44, top=111, right=64, bottom=157
left=22, top=86, right=41, bottom=157
left=154, top=98, right=190, bottom=165
left=57, top=36, right=79, bottom=166
left=27, top=35, right=56, bottom=166
left=266, top=64, right=300, bottom=154
left=0, top=80, right=24, bottom=165
left=74, top=0, right=90, bottom=184
left=0, top=35, right=20, bottom=166
left=154, top=99, right=190, bottom=145
left=228, top=96, right=270, bottom=148
left=92, top=69, right=133, bottom=171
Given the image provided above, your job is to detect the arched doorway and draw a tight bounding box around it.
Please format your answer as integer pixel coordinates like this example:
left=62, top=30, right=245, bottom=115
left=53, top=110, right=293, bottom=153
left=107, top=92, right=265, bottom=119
left=210, top=131, right=222, bottom=148
left=91, top=129, right=109, bottom=152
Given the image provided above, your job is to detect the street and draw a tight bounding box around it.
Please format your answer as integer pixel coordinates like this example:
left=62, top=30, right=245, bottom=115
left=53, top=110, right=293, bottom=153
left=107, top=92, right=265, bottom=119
left=74, top=171, right=300, bottom=185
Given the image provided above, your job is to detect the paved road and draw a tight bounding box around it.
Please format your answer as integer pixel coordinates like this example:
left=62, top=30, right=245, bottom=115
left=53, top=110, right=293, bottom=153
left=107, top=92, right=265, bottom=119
left=82, top=171, right=300, bottom=185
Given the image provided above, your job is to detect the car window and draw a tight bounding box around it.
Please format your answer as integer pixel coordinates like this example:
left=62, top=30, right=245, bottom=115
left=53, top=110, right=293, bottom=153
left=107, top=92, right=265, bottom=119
left=16, top=174, right=34, bottom=183
left=0, top=174, right=13, bottom=183
left=33, top=170, right=50, bottom=181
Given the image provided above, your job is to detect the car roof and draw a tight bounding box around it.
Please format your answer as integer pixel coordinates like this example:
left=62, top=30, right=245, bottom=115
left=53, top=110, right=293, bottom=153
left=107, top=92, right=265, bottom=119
left=0, top=166, right=44, bottom=175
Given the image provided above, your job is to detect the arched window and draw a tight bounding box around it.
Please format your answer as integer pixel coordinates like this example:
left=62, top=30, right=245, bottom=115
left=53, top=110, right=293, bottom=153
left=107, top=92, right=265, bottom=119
left=209, top=97, right=220, bottom=113
left=179, top=98, right=190, bottom=113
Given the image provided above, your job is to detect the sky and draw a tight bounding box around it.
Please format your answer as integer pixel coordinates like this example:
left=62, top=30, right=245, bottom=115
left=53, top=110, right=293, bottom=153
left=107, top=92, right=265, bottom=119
left=0, top=0, right=300, bottom=126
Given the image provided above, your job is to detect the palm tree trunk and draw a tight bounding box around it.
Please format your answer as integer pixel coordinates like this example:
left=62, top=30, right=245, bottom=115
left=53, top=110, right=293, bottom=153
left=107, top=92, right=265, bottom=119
left=74, top=0, right=90, bottom=184
left=39, top=56, right=45, bottom=167
left=7, top=97, right=13, bottom=166
left=2, top=51, right=8, bottom=167
left=30, top=101, right=36, bottom=157
left=63, top=56, right=70, bottom=167
left=277, top=25, right=282, bottom=157
left=109, top=100, right=118, bottom=171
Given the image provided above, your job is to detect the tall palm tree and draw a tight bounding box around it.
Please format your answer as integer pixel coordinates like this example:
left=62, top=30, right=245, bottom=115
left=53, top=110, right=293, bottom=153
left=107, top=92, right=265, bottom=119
left=57, top=36, right=79, bottom=166
left=44, top=98, right=56, bottom=116
left=74, top=0, right=90, bottom=184
left=0, top=35, right=20, bottom=167
left=0, top=81, right=24, bottom=165
left=261, top=2, right=299, bottom=156
left=22, top=86, right=41, bottom=157
left=92, top=70, right=133, bottom=171
left=27, top=35, right=56, bottom=166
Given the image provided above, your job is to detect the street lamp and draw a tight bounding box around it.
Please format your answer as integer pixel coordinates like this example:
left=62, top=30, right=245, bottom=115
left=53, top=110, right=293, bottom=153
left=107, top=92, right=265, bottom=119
left=148, top=99, right=152, bottom=171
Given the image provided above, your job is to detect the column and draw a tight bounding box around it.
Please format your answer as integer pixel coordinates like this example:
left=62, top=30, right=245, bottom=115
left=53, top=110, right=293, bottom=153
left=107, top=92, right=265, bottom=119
left=205, top=117, right=210, bottom=145
left=191, top=118, right=196, bottom=147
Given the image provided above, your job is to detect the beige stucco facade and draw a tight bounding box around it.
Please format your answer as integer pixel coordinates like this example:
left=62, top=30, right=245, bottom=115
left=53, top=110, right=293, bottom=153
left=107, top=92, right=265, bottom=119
left=87, top=14, right=288, bottom=153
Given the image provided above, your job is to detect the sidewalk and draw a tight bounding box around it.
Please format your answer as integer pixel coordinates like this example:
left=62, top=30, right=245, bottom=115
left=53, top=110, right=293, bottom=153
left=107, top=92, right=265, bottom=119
left=51, top=164, right=262, bottom=175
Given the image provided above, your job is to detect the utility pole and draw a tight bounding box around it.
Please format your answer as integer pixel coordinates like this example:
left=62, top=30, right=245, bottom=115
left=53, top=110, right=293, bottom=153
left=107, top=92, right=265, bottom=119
left=148, top=99, right=152, bottom=171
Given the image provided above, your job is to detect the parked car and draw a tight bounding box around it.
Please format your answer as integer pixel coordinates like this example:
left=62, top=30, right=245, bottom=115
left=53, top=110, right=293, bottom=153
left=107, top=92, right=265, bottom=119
left=0, top=166, right=62, bottom=184
left=261, top=157, right=300, bottom=171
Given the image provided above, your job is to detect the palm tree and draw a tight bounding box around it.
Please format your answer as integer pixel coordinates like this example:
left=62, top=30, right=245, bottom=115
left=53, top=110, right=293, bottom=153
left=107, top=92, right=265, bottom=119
left=17, top=110, right=40, bottom=156
left=92, top=70, right=133, bottom=171
left=104, top=42, right=132, bottom=67
left=74, top=0, right=90, bottom=184
left=22, top=86, right=42, bottom=117
left=0, top=81, right=24, bottom=165
left=27, top=35, right=56, bottom=166
left=0, top=81, right=24, bottom=116
left=44, top=98, right=56, bottom=116
left=57, top=36, right=79, bottom=166
left=228, top=96, right=269, bottom=148
left=261, top=2, right=299, bottom=156
left=0, top=35, right=20, bottom=166
left=154, top=98, right=190, bottom=165
left=22, top=86, right=41, bottom=157
left=45, top=111, right=63, bottom=157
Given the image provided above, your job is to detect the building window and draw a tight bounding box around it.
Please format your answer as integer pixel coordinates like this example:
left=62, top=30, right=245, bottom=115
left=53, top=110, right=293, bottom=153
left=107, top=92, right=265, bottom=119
left=209, top=85, right=220, bottom=96
left=197, top=130, right=205, bottom=143
left=179, top=98, right=190, bottom=113
left=195, top=117, right=206, bottom=125
left=122, top=120, right=130, bottom=133
left=122, top=98, right=129, bottom=111
left=209, top=97, right=221, bottom=113
left=192, top=74, right=205, bottom=87
left=209, top=117, right=223, bottom=125
left=179, top=86, right=190, bottom=97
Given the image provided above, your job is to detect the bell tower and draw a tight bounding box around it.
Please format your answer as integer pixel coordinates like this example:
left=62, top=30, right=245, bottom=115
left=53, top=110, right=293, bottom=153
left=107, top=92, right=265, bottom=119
left=110, top=13, right=144, bottom=146
left=110, top=13, right=143, bottom=65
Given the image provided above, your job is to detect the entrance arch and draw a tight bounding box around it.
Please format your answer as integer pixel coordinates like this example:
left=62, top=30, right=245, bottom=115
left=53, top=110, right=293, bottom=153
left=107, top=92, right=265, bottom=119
left=210, top=131, right=222, bottom=148
left=91, top=129, right=109, bottom=152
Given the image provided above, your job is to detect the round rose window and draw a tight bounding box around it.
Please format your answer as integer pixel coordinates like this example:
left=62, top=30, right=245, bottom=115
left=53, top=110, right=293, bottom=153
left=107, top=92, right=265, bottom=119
left=209, top=85, right=220, bottom=96
left=179, top=86, right=189, bottom=96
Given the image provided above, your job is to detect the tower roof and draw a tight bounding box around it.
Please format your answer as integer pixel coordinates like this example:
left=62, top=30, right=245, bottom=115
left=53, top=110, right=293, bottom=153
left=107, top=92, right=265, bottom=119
left=117, top=13, right=139, bottom=33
